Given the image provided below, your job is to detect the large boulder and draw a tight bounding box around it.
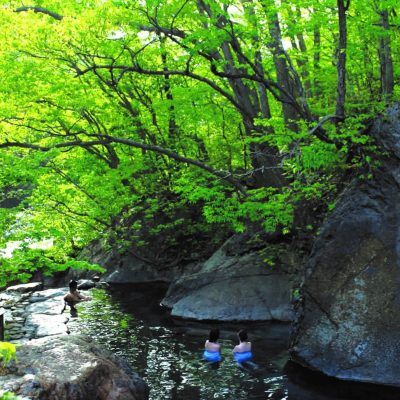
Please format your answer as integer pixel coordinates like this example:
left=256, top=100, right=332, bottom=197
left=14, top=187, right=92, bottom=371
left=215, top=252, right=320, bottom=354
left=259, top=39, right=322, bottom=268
left=1, top=335, right=148, bottom=400
left=162, top=234, right=299, bottom=321
left=290, top=104, right=400, bottom=386
left=6, top=282, right=43, bottom=293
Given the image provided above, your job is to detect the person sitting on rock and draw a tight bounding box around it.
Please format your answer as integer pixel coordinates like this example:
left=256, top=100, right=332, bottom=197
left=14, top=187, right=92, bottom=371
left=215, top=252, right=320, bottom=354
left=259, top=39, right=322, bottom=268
left=233, top=329, right=253, bottom=363
left=203, top=328, right=222, bottom=362
left=61, top=280, right=91, bottom=316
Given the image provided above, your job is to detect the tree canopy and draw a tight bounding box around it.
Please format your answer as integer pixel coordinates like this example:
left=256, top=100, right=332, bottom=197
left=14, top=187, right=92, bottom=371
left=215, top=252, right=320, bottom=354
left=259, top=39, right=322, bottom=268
left=0, top=0, right=398, bottom=285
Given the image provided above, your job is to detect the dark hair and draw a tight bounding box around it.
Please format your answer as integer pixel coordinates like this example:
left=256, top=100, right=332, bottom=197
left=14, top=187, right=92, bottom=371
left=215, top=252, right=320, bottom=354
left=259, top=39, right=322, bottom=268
left=69, top=280, right=78, bottom=290
left=209, top=328, right=220, bottom=343
left=238, top=329, right=248, bottom=342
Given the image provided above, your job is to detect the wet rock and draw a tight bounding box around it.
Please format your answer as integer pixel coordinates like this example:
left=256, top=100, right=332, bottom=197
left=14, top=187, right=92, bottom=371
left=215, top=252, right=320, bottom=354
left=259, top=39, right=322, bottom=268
left=25, top=314, right=69, bottom=337
left=290, top=103, right=400, bottom=387
left=29, top=288, right=65, bottom=303
left=6, top=322, right=23, bottom=329
left=6, top=283, right=42, bottom=293
left=77, top=279, right=96, bottom=290
left=162, top=235, right=299, bottom=321
left=8, top=335, right=148, bottom=399
left=105, top=264, right=167, bottom=284
left=95, top=281, right=110, bottom=289
left=0, top=292, right=20, bottom=302
left=25, top=296, right=65, bottom=315
left=11, top=334, right=23, bottom=340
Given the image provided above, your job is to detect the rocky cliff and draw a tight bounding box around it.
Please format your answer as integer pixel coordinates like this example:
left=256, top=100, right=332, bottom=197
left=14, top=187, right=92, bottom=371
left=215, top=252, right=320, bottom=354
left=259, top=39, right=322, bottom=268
left=162, top=233, right=300, bottom=321
left=290, top=104, right=400, bottom=386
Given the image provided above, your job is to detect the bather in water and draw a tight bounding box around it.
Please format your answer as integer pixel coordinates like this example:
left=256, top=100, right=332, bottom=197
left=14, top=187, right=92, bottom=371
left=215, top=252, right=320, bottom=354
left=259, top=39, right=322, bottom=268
left=203, top=328, right=222, bottom=363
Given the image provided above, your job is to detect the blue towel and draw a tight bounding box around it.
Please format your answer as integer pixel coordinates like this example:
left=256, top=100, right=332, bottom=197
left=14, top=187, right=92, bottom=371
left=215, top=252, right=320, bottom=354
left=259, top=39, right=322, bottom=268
left=203, top=350, right=222, bottom=362
left=234, top=351, right=253, bottom=363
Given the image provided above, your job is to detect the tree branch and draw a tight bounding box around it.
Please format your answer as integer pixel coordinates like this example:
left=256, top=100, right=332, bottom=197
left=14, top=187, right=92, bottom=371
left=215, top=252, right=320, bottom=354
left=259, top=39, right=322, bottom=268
left=0, top=137, right=247, bottom=194
left=15, top=6, right=63, bottom=20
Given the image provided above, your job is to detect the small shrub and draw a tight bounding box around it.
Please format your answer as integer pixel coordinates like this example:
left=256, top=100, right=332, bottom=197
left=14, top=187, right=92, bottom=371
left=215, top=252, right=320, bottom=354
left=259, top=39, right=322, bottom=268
left=0, top=342, right=17, bottom=366
left=0, top=392, right=20, bottom=400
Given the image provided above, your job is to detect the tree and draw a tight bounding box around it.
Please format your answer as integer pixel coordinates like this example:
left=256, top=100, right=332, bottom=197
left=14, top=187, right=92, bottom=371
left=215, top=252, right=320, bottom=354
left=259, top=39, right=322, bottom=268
left=0, top=0, right=398, bottom=285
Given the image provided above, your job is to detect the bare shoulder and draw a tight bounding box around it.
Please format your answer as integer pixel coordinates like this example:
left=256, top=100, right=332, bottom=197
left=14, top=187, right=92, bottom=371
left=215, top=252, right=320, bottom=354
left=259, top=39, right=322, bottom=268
left=205, top=340, right=220, bottom=351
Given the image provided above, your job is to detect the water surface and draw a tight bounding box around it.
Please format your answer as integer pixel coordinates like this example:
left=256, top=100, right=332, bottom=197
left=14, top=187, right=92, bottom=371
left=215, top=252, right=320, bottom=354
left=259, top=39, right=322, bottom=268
left=67, top=284, right=398, bottom=400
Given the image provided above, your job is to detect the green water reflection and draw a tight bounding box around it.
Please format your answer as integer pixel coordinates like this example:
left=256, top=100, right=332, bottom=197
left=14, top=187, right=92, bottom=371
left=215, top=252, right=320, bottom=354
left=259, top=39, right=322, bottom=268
left=68, top=288, right=289, bottom=400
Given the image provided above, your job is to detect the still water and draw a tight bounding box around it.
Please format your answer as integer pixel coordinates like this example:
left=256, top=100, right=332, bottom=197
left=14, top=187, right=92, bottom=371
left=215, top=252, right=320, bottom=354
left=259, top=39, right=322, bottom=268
left=67, top=284, right=398, bottom=400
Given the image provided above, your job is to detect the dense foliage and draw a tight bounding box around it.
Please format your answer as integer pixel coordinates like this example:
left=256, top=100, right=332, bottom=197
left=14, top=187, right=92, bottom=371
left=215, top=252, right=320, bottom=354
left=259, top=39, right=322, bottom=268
left=0, top=0, right=398, bottom=284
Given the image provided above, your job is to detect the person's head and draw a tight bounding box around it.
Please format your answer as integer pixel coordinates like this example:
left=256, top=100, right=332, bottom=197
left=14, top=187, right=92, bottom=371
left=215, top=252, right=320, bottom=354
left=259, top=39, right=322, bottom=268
left=209, top=328, right=220, bottom=343
left=69, top=280, right=78, bottom=291
left=238, top=329, right=248, bottom=342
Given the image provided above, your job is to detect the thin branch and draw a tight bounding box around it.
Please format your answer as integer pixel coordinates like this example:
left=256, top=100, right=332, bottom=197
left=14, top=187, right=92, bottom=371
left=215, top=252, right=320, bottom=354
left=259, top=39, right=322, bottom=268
left=170, top=0, right=191, bottom=30
left=139, top=25, right=186, bottom=38
left=49, top=198, right=111, bottom=228
left=75, top=63, right=250, bottom=118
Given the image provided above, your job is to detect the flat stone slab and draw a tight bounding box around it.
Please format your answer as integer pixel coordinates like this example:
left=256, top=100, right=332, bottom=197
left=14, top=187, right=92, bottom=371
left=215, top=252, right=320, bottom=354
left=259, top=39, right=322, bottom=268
left=6, top=282, right=42, bottom=293
left=25, top=296, right=65, bottom=315
left=25, top=314, right=69, bottom=338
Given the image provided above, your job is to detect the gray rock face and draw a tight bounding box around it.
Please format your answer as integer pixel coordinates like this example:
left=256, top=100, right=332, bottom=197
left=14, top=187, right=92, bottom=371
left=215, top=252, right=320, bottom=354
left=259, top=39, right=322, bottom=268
left=162, top=235, right=298, bottom=321
left=104, top=256, right=202, bottom=284
left=290, top=104, right=400, bottom=387
left=3, top=335, right=148, bottom=400
left=85, top=228, right=218, bottom=284
left=6, top=282, right=43, bottom=293
left=105, top=262, right=160, bottom=283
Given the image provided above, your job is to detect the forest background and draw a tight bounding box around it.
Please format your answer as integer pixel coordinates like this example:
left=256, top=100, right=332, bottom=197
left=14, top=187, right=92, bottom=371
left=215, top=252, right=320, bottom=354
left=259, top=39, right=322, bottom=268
left=0, top=0, right=398, bottom=285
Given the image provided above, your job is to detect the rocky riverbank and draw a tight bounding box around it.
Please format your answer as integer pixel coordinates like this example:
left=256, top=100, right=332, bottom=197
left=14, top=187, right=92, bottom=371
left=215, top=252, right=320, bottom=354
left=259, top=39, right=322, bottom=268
left=0, top=282, right=149, bottom=400
left=94, top=231, right=302, bottom=322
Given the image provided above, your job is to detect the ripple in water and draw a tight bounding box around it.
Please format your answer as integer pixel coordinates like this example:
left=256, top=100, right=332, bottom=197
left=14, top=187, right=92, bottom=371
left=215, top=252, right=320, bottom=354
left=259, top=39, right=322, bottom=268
left=67, top=286, right=398, bottom=400
left=67, top=287, right=289, bottom=400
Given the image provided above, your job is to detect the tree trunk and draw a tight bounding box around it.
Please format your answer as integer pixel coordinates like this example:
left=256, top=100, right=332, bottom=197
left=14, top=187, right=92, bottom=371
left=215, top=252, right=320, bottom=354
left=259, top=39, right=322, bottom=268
left=335, top=0, right=349, bottom=122
left=378, top=8, right=394, bottom=101
left=313, top=9, right=321, bottom=97
left=197, top=0, right=286, bottom=188
left=287, top=5, right=311, bottom=97
left=263, top=1, right=299, bottom=131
